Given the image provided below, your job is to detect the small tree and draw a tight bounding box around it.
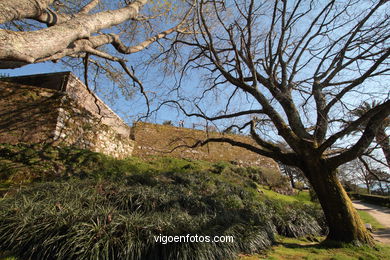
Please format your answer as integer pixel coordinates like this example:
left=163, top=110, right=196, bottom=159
left=341, top=159, right=377, bottom=194
left=279, top=163, right=306, bottom=190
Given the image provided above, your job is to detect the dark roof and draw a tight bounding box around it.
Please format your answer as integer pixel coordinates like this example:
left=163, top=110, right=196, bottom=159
left=0, top=71, right=72, bottom=92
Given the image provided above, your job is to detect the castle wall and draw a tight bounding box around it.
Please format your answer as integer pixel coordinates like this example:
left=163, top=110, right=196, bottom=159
left=2, top=72, right=69, bottom=91
left=52, top=95, right=134, bottom=159
left=3, top=72, right=132, bottom=138
left=64, top=74, right=131, bottom=137
left=132, top=122, right=280, bottom=171
left=0, top=79, right=134, bottom=159
left=0, top=81, right=61, bottom=144
left=0, top=72, right=279, bottom=168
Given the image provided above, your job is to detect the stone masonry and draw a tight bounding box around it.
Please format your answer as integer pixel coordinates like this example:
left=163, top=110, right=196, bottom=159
left=0, top=72, right=134, bottom=159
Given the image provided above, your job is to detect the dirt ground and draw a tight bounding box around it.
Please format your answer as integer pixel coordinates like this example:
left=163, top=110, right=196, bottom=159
left=352, top=200, right=390, bottom=244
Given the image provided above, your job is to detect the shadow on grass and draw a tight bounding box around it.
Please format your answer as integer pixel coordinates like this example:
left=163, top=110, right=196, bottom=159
left=275, top=242, right=318, bottom=249
left=274, top=237, right=357, bottom=250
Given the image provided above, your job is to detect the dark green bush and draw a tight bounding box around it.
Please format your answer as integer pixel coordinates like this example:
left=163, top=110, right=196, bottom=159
left=0, top=174, right=275, bottom=260
left=0, top=169, right=325, bottom=259
left=266, top=200, right=325, bottom=238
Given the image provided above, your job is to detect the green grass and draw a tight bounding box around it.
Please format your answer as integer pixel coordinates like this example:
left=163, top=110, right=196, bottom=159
left=241, top=236, right=390, bottom=260
left=357, top=210, right=386, bottom=231
left=0, top=144, right=327, bottom=259
left=0, top=254, right=16, bottom=260
left=0, top=166, right=325, bottom=259
left=259, top=187, right=313, bottom=205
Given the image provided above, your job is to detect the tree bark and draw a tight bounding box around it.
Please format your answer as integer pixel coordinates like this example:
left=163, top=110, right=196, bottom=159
left=0, top=0, right=55, bottom=24
left=365, top=180, right=371, bottom=194
left=0, top=0, right=148, bottom=68
left=303, top=161, right=374, bottom=245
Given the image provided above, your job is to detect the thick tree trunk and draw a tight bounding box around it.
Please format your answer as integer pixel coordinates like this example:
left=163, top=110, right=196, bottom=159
left=365, top=179, right=371, bottom=194
left=303, top=161, right=374, bottom=245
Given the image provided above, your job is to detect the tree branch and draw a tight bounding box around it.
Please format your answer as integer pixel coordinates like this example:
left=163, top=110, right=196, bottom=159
left=328, top=100, right=390, bottom=168
left=173, top=136, right=299, bottom=166
left=79, top=0, right=100, bottom=14
left=0, top=0, right=149, bottom=68
left=156, top=100, right=264, bottom=121
left=319, top=100, right=390, bottom=154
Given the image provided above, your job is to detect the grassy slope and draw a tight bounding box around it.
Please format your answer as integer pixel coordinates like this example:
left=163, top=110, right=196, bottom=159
left=1, top=144, right=389, bottom=259
left=1, top=144, right=323, bottom=259
left=259, top=187, right=313, bottom=204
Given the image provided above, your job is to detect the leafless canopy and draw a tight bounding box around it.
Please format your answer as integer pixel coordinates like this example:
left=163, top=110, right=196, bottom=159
left=159, top=0, right=390, bottom=169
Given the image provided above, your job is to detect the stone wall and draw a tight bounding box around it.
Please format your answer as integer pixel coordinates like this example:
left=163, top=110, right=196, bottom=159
left=0, top=81, right=61, bottom=144
left=52, top=95, right=134, bottom=159
left=64, top=73, right=131, bottom=137
left=0, top=75, right=134, bottom=159
left=3, top=72, right=132, bottom=138
left=132, top=122, right=280, bottom=171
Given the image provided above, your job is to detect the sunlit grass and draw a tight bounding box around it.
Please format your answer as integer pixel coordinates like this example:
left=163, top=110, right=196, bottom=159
left=259, top=187, right=313, bottom=205
left=357, top=210, right=386, bottom=231
left=241, top=236, right=390, bottom=260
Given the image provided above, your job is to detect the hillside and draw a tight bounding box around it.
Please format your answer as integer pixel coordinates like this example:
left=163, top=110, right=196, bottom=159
left=132, top=122, right=279, bottom=171
left=0, top=143, right=325, bottom=259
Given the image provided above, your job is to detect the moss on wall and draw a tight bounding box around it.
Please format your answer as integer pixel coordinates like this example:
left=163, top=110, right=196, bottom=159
left=0, top=81, right=61, bottom=144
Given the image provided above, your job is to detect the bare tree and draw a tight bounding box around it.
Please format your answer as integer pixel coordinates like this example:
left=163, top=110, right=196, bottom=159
left=158, top=0, right=390, bottom=244
left=341, top=158, right=377, bottom=194
left=358, top=155, right=390, bottom=194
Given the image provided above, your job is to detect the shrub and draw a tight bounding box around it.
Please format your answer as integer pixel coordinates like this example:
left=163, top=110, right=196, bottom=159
left=0, top=167, right=326, bottom=259
left=267, top=200, right=325, bottom=238
left=259, top=169, right=289, bottom=190
left=0, top=175, right=275, bottom=259
left=211, top=161, right=230, bottom=174
left=162, top=120, right=173, bottom=126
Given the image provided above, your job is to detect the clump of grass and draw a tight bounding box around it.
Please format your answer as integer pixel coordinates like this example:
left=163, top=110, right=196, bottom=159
left=0, top=168, right=325, bottom=259
left=0, top=174, right=275, bottom=259
left=266, top=200, right=326, bottom=238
